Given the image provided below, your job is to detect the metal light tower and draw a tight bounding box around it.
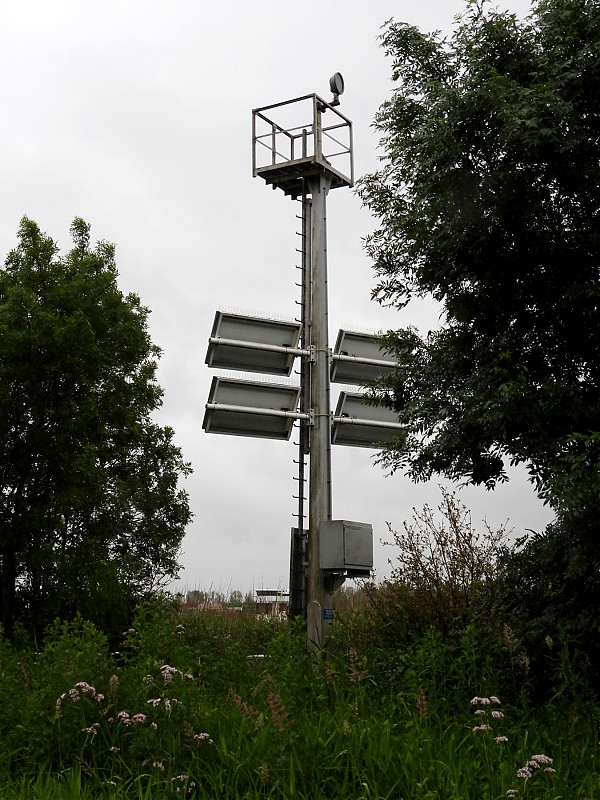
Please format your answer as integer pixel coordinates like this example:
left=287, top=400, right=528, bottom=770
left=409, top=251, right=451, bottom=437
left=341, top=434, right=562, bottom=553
left=252, top=80, right=353, bottom=649
left=203, top=76, right=403, bottom=650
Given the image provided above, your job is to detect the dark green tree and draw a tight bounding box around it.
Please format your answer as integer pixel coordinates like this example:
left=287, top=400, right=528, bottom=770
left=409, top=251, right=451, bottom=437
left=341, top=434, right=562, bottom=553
left=359, top=0, right=600, bottom=663
left=358, top=0, right=600, bottom=517
left=0, top=218, right=192, bottom=638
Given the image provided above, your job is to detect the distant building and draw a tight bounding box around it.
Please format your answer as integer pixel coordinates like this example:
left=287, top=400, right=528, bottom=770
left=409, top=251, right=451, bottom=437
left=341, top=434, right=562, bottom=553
left=254, top=590, right=289, bottom=618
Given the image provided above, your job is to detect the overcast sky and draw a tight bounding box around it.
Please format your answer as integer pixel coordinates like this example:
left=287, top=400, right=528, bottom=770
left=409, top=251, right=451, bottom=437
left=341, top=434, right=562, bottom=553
left=0, top=0, right=554, bottom=596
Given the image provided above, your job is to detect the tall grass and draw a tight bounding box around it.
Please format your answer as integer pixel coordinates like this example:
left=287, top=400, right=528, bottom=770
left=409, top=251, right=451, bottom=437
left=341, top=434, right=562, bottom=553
left=0, top=596, right=597, bottom=798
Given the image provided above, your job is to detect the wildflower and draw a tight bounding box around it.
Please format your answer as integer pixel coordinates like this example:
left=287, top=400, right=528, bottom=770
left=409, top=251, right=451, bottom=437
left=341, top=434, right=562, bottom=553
left=491, top=710, right=504, bottom=719
left=194, top=732, right=213, bottom=743
left=56, top=681, right=104, bottom=717
left=473, top=724, right=492, bottom=732
left=471, top=696, right=491, bottom=705
left=109, top=746, right=120, bottom=753
left=348, top=647, right=368, bottom=683
left=117, top=710, right=133, bottom=726
left=143, top=674, right=155, bottom=685
left=81, top=722, right=100, bottom=735
left=530, top=754, right=553, bottom=766
left=55, top=693, right=67, bottom=717
left=502, top=623, right=515, bottom=650
left=150, top=721, right=158, bottom=730
left=518, top=653, right=530, bottom=672
left=490, top=695, right=501, bottom=704
left=474, top=709, right=487, bottom=716
left=266, top=690, right=292, bottom=733
left=131, top=713, right=147, bottom=724
left=495, top=736, right=509, bottom=744
left=108, top=674, right=119, bottom=702
left=517, top=767, right=533, bottom=780
left=161, top=666, right=175, bottom=685
left=153, top=761, right=165, bottom=771
left=416, top=688, right=428, bottom=720
left=147, top=698, right=162, bottom=707
left=505, top=790, right=518, bottom=798
left=232, top=694, right=261, bottom=723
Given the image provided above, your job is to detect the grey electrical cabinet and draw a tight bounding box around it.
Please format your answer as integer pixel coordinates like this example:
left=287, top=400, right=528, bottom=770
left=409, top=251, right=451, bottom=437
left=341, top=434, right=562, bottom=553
left=320, top=520, right=373, bottom=576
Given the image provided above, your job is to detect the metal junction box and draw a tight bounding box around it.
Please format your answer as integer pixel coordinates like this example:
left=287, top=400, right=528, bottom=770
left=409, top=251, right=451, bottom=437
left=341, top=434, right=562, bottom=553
left=320, top=520, right=373, bottom=575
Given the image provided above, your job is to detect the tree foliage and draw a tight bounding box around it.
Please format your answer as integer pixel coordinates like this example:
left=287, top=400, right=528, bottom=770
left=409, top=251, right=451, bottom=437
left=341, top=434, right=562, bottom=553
left=0, top=218, right=192, bottom=637
left=358, top=0, right=600, bottom=515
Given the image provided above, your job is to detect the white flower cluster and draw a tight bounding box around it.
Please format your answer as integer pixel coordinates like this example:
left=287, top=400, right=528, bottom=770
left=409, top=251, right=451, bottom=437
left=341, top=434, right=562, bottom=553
left=146, top=697, right=182, bottom=712
left=194, top=731, right=214, bottom=744
left=160, top=664, right=194, bottom=685
left=470, top=695, right=507, bottom=742
left=117, top=710, right=147, bottom=726
left=56, top=681, right=105, bottom=717
left=517, top=753, right=555, bottom=780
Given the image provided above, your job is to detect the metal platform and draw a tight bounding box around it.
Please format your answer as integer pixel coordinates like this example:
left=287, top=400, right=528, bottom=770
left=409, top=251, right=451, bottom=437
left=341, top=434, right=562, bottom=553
left=255, top=158, right=352, bottom=198
left=252, top=93, right=353, bottom=198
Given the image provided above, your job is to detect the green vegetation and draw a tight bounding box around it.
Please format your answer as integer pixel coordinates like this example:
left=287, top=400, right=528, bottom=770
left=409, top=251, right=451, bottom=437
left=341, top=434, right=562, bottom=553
left=0, top=218, right=192, bottom=640
left=357, top=0, right=600, bottom=701
left=0, top=490, right=596, bottom=798
left=0, top=593, right=597, bottom=799
left=1, top=2, right=598, bottom=796
left=359, top=0, right=600, bottom=511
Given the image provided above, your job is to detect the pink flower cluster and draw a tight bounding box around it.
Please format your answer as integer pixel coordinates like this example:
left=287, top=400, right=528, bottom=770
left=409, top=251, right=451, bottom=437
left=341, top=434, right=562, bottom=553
left=517, top=753, right=555, bottom=779
left=266, top=690, right=292, bottom=733
left=231, top=694, right=261, bottom=724
left=117, top=711, right=147, bottom=726
left=81, top=722, right=101, bottom=735
left=471, top=695, right=501, bottom=706
left=56, top=681, right=105, bottom=717
left=160, top=665, right=194, bottom=685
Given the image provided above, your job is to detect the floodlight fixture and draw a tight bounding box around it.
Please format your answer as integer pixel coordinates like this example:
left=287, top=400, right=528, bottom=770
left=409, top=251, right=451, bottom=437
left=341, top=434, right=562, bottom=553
left=329, top=72, right=344, bottom=106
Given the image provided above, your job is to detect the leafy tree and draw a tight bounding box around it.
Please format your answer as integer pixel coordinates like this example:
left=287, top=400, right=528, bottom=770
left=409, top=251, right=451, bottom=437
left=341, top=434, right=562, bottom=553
left=0, top=218, right=192, bottom=638
left=358, top=0, right=600, bottom=516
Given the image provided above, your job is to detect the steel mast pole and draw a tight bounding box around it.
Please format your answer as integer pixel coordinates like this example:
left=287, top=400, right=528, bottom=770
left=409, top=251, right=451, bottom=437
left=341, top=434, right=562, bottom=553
left=306, top=168, right=333, bottom=650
